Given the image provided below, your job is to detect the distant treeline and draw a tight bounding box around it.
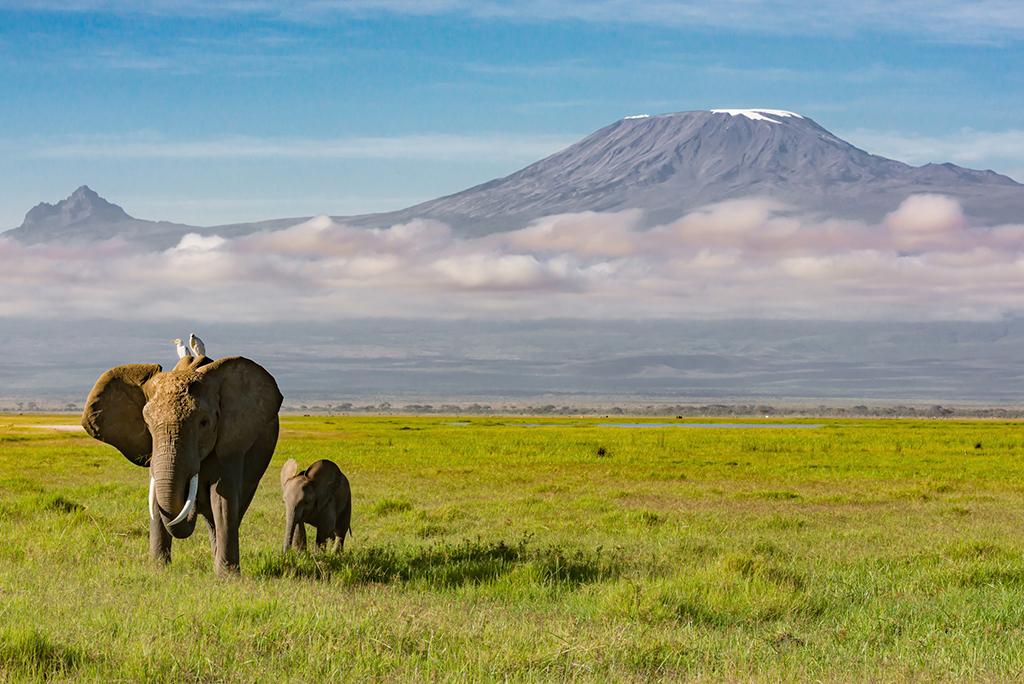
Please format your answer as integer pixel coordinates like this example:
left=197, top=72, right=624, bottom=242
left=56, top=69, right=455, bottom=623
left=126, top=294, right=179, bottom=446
left=278, top=402, right=1024, bottom=419
left=5, top=399, right=1022, bottom=419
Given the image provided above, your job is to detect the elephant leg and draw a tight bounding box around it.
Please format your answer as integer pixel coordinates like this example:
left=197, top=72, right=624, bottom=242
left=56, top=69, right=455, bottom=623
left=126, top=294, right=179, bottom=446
left=293, top=522, right=307, bottom=552
left=210, top=482, right=240, bottom=575
left=315, top=524, right=332, bottom=549
left=237, top=420, right=278, bottom=519
left=149, top=515, right=172, bottom=563
left=314, top=502, right=336, bottom=550
left=204, top=515, right=217, bottom=556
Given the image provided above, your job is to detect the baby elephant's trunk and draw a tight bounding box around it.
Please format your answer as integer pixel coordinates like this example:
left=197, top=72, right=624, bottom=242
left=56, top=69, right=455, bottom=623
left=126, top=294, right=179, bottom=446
left=283, top=511, right=304, bottom=553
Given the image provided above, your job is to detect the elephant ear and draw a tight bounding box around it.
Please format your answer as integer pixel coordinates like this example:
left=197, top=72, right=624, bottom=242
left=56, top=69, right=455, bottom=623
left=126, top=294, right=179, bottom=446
left=305, top=460, right=343, bottom=512
left=81, top=363, right=162, bottom=466
left=199, top=356, right=283, bottom=457
left=280, top=458, right=299, bottom=490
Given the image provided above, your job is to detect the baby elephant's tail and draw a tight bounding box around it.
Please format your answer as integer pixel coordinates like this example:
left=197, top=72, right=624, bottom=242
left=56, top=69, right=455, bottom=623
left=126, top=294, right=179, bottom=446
left=336, top=473, right=353, bottom=551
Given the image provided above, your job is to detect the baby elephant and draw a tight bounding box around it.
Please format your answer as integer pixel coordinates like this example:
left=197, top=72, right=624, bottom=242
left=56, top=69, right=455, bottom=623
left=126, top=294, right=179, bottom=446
left=280, top=458, right=352, bottom=553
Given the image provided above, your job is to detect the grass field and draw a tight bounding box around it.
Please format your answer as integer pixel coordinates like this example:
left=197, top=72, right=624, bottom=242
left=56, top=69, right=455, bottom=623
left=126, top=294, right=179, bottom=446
left=3, top=414, right=1024, bottom=682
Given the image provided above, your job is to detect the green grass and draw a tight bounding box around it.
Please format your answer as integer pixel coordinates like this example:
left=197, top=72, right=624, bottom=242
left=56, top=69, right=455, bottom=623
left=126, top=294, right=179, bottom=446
left=3, top=415, right=1024, bottom=681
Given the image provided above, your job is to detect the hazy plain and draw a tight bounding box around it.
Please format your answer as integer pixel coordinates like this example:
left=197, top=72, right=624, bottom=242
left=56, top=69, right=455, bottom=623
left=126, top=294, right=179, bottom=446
left=6, top=317, right=1024, bottom=411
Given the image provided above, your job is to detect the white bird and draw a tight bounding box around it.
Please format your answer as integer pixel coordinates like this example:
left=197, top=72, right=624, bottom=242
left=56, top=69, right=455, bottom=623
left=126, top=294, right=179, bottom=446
left=172, top=338, right=192, bottom=360
left=189, top=333, right=206, bottom=357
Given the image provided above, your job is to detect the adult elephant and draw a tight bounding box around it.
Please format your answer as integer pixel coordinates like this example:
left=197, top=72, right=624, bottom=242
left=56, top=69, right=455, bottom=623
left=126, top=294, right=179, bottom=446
left=81, top=353, right=283, bottom=574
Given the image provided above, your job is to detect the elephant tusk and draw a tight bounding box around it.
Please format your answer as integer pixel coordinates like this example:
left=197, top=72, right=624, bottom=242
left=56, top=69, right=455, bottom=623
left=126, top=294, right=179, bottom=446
left=168, top=475, right=199, bottom=527
left=149, top=477, right=158, bottom=521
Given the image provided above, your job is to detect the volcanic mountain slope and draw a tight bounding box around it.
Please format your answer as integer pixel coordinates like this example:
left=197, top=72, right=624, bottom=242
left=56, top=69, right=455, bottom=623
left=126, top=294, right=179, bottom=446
left=342, top=109, right=1024, bottom=234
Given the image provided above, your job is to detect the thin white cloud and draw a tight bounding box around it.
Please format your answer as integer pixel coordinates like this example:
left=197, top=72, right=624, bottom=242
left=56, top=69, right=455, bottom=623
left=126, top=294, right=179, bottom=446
left=17, top=132, right=581, bottom=163
left=5, top=195, right=1024, bottom=322
left=7, top=1, right=1024, bottom=41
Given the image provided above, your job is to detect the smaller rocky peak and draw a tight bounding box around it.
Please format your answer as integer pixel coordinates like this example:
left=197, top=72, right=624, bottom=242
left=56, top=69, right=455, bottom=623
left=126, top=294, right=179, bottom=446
left=21, top=185, right=132, bottom=229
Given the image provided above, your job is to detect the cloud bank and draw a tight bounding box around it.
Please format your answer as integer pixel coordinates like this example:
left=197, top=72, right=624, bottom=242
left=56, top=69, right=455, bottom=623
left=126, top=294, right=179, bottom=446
left=3, top=194, right=1024, bottom=322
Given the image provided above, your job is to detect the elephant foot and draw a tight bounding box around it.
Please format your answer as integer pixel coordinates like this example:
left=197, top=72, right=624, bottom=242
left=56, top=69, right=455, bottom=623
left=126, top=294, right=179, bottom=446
left=214, top=559, right=241, bottom=576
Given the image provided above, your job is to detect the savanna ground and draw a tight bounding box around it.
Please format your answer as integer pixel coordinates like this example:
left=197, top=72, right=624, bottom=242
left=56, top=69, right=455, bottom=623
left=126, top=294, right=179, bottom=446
left=3, top=415, right=1024, bottom=682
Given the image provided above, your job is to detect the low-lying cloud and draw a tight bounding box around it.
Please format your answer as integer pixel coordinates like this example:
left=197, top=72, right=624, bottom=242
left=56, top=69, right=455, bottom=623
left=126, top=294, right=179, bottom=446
left=4, top=194, right=1024, bottom=322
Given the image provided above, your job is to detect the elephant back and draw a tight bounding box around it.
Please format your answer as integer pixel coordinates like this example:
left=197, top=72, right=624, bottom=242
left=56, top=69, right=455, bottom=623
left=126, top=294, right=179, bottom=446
left=305, top=460, right=344, bottom=512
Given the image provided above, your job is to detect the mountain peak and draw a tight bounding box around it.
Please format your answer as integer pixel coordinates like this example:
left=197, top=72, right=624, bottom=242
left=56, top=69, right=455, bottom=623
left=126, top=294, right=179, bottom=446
left=710, top=108, right=804, bottom=122
left=21, top=185, right=132, bottom=230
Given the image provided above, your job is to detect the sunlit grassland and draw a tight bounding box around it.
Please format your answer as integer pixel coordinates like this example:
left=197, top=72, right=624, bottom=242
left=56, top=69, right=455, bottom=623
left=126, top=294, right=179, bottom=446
left=3, top=415, right=1024, bottom=681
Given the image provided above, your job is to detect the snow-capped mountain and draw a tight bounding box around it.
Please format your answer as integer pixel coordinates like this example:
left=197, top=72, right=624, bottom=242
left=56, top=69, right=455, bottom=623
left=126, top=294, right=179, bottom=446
left=343, top=109, right=1024, bottom=234
left=6, top=109, right=1024, bottom=247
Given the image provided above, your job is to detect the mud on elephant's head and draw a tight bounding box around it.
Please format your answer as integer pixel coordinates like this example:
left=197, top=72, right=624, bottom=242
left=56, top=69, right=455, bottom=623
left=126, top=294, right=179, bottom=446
left=82, top=354, right=283, bottom=572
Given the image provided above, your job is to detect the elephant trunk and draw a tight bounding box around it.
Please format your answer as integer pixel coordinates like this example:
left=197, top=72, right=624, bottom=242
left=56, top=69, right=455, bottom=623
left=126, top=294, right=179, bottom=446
left=151, top=475, right=197, bottom=525
left=284, top=510, right=304, bottom=553
left=284, top=511, right=296, bottom=552
left=149, top=436, right=200, bottom=539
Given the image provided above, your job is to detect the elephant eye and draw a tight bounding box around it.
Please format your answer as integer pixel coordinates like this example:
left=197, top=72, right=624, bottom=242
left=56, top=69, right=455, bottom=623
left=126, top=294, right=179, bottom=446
left=200, top=419, right=209, bottom=428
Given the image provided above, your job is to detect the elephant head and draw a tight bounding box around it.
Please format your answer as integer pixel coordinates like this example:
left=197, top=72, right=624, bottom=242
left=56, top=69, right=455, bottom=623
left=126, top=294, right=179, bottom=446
left=280, top=458, right=350, bottom=553
left=82, top=354, right=283, bottom=572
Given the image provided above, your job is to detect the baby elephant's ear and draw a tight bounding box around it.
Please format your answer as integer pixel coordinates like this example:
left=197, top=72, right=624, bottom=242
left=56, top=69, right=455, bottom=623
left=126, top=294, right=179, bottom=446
left=280, top=458, right=299, bottom=490
left=305, top=460, right=343, bottom=511
left=81, top=364, right=162, bottom=466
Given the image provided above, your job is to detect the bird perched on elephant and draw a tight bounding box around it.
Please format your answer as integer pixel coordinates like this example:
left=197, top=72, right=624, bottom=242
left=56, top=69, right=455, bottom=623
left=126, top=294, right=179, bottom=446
left=81, top=353, right=283, bottom=574
left=171, top=338, right=192, bottom=360
left=189, top=333, right=206, bottom=358
left=280, top=458, right=352, bottom=553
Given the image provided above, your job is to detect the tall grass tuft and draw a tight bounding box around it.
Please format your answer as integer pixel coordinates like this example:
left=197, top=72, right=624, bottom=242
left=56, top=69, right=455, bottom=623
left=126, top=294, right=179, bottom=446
left=249, top=535, right=622, bottom=588
left=0, top=626, right=87, bottom=680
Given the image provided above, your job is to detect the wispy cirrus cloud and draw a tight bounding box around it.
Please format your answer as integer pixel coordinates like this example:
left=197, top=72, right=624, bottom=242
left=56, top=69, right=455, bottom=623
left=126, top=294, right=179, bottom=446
left=6, top=1, right=1024, bottom=41
left=11, top=132, right=581, bottom=162
left=4, top=195, right=1024, bottom=323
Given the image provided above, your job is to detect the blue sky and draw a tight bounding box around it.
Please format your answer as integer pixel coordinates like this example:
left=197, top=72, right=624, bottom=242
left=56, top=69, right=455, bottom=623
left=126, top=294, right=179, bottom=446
left=2, top=0, right=1023, bottom=231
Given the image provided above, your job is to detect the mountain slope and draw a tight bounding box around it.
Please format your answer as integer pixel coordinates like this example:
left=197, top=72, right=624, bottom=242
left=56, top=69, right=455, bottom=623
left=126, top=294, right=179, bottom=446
left=342, top=109, right=1024, bottom=233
